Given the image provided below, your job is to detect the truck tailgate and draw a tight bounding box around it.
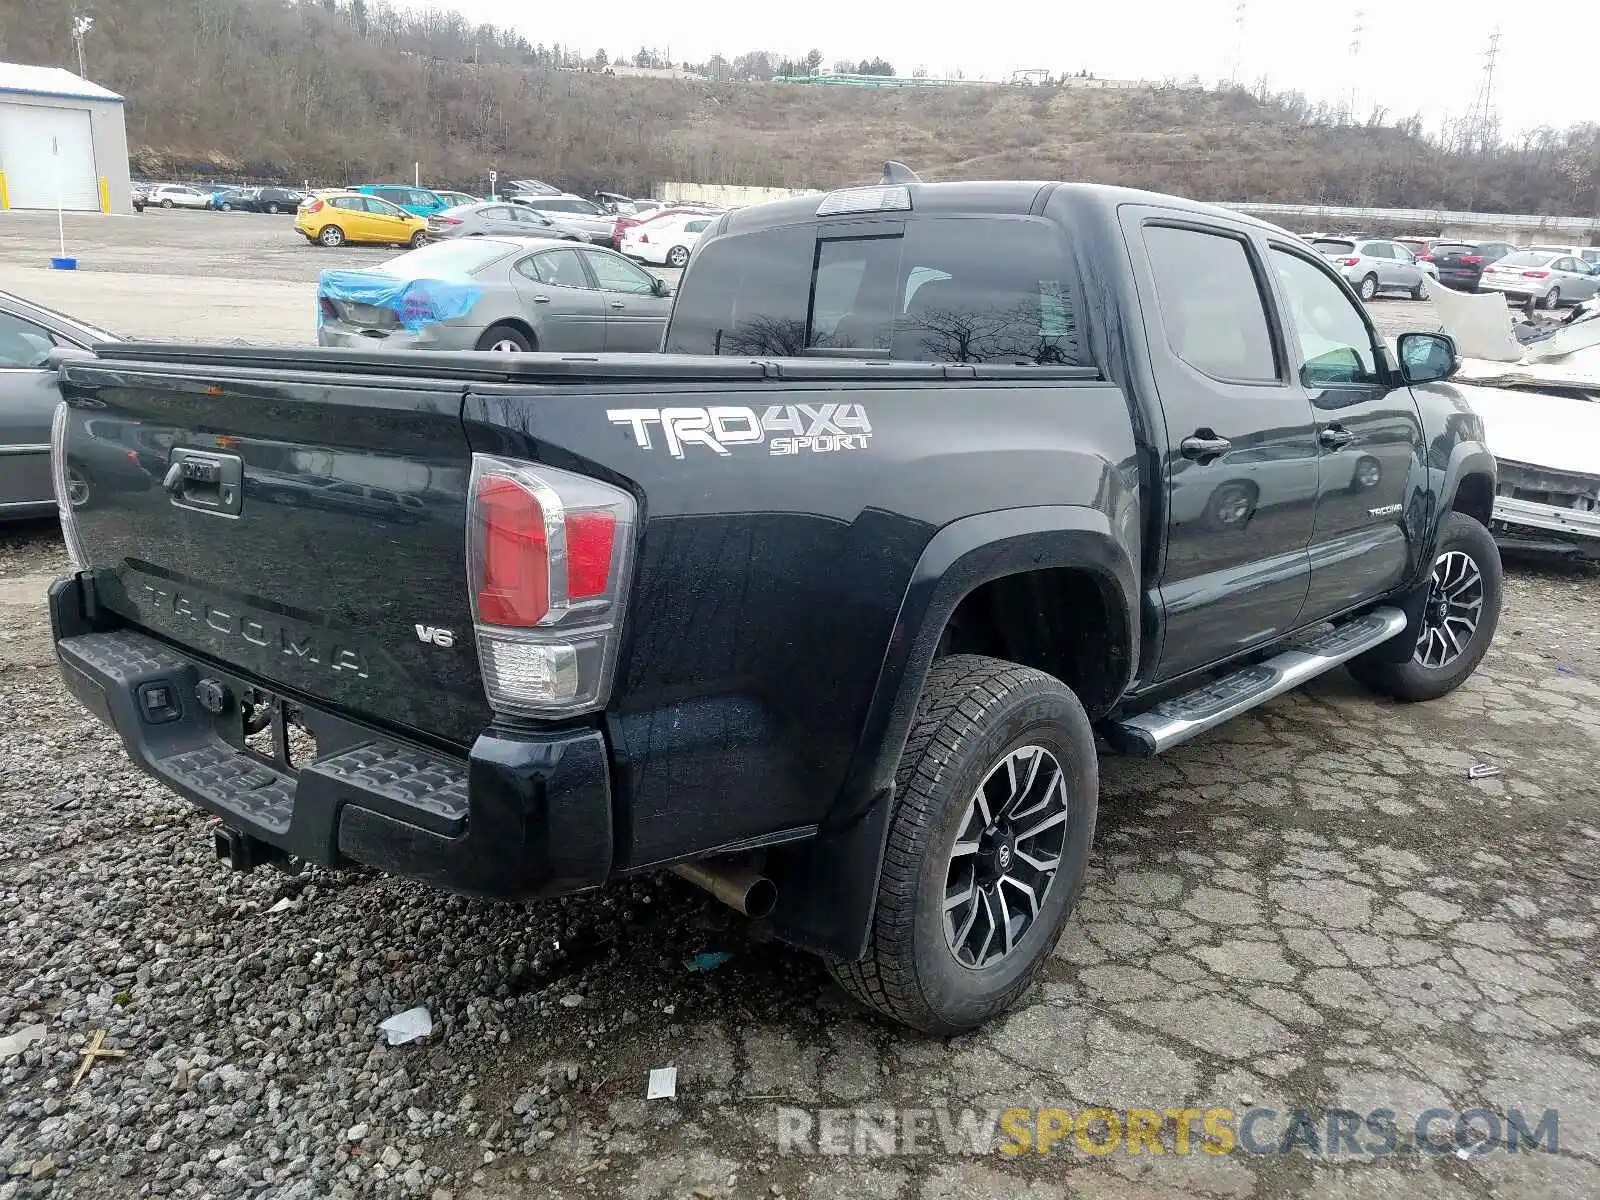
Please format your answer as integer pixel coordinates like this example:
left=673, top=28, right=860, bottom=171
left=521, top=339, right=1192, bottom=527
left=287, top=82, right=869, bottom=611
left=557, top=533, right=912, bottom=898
left=57, top=357, right=491, bottom=747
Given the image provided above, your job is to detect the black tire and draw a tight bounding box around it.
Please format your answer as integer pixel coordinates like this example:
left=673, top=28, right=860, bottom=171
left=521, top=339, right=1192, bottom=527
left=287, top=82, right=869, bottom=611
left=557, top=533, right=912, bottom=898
left=318, top=225, right=345, bottom=248
left=827, top=654, right=1098, bottom=1035
left=220, top=202, right=232, bottom=212
left=1347, top=512, right=1502, bottom=702
left=666, top=245, right=690, bottom=268
left=409, top=230, right=427, bottom=248
left=160, top=198, right=174, bottom=209
left=266, top=203, right=281, bottom=214
left=1541, top=287, right=1561, bottom=310
left=475, top=324, right=533, bottom=353
left=1410, top=278, right=1428, bottom=300
left=1358, top=274, right=1379, bottom=302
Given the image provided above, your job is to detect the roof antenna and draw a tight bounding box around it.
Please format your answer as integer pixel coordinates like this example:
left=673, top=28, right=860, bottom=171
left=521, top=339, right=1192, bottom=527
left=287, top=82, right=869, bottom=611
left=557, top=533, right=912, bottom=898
left=880, top=161, right=922, bottom=185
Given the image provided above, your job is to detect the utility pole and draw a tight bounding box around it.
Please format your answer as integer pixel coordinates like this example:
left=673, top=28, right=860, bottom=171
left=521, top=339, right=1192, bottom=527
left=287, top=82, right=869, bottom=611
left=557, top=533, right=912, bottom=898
left=71, top=15, right=93, bottom=79
left=1468, top=28, right=1500, bottom=154
left=1347, top=9, right=1363, bottom=123
left=1230, top=2, right=1247, bottom=87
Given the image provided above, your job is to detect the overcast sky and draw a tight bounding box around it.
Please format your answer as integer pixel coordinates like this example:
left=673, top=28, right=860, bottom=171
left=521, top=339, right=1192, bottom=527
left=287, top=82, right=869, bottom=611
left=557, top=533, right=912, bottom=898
left=431, top=0, right=1598, bottom=137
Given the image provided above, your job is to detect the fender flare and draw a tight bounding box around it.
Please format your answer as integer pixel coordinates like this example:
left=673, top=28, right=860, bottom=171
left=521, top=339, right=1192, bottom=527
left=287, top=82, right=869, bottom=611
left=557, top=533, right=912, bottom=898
left=766, top=505, right=1139, bottom=961
left=1372, top=445, right=1496, bottom=664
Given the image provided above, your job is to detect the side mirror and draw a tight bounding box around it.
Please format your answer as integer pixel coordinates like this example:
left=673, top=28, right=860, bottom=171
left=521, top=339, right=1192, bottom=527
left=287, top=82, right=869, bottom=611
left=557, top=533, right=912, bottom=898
left=47, top=344, right=96, bottom=369
left=1397, top=332, right=1458, bottom=384
left=651, top=276, right=672, bottom=298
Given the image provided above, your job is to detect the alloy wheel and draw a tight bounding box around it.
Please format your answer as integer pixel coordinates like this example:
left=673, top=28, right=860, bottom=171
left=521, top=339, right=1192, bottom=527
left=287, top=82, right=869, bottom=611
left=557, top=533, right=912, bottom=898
left=1413, top=550, right=1483, bottom=669
left=488, top=338, right=523, bottom=353
left=944, top=745, right=1070, bottom=970
left=65, top=471, right=90, bottom=508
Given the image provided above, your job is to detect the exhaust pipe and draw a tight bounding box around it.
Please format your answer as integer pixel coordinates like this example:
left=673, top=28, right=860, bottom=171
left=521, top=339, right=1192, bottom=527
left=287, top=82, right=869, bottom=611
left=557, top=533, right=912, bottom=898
left=671, top=859, right=777, bottom=919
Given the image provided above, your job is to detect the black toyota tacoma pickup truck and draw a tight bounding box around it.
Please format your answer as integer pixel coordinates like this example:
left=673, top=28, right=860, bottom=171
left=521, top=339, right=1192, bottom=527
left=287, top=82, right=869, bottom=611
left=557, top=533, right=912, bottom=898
left=47, top=168, right=1500, bottom=1034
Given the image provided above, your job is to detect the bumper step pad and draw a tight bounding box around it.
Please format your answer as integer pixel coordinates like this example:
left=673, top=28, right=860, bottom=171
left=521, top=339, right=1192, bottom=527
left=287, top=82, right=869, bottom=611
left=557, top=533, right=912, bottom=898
left=57, top=629, right=470, bottom=862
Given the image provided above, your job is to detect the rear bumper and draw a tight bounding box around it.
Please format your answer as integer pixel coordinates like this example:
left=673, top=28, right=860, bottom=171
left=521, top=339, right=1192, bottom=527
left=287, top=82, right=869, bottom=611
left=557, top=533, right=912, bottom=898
left=50, top=577, right=613, bottom=900
left=1477, top=279, right=1538, bottom=300
left=317, top=325, right=474, bottom=351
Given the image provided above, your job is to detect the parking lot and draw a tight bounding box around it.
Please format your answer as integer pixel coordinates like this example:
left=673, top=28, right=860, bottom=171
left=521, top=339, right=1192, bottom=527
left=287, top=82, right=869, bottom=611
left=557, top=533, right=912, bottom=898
left=2, top=209, right=1600, bottom=1200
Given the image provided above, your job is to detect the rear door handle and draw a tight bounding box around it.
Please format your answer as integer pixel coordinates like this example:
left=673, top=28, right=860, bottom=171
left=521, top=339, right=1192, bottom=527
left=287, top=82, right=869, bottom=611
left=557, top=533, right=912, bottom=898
left=1180, top=431, right=1232, bottom=463
left=609, top=301, right=626, bottom=310
left=1318, top=425, right=1355, bottom=449
left=531, top=295, right=550, bottom=303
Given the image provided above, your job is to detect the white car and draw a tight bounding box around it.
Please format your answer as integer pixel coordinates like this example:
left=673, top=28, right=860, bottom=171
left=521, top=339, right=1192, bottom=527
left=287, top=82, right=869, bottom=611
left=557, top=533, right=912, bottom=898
left=620, top=212, right=717, bottom=268
left=149, top=184, right=211, bottom=210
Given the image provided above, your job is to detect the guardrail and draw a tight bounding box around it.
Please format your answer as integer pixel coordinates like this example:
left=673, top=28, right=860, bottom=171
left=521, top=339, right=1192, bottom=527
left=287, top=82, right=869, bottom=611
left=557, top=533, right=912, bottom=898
left=1223, top=201, right=1600, bottom=235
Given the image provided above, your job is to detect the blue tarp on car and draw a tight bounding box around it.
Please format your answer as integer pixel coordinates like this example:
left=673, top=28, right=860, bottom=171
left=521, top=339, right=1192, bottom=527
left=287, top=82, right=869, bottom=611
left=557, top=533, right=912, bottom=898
left=317, top=270, right=482, bottom=332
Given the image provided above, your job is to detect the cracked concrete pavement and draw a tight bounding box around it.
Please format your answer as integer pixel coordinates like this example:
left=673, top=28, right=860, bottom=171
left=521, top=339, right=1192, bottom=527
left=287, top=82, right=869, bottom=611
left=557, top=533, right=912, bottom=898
left=2, top=213, right=1599, bottom=1199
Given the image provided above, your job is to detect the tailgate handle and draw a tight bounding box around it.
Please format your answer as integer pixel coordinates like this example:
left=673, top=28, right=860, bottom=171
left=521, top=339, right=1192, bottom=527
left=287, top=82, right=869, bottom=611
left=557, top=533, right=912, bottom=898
left=165, top=448, right=244, bottom=517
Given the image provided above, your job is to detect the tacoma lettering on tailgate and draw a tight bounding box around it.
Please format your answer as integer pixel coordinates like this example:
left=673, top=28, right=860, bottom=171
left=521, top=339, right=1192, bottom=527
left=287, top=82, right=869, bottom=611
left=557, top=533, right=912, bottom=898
left=141, top=584, right=370, bottom=678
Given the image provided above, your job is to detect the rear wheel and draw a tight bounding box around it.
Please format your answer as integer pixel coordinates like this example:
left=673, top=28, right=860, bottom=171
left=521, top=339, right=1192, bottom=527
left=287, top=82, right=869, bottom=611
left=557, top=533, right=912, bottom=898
left=827, top=655, right=1098, bottom=1034
left=318, top=225, right=345, bottom=248
left=666, top=245, right=690, bottom=268
left=1357, top=274, right=1379, bottom=302
left=475, top=324, right=533, bottom=353
left=1348, top=512, right=1502, bottom=702
left=64, top=469, right=91, bottom=509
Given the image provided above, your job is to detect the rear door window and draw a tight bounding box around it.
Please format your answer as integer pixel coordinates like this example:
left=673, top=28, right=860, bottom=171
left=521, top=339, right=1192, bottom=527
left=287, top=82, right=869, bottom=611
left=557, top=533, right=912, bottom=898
left=524, top=249, right=595, bottom=288
left=1142, top=225, right=1278, bottom=384
left=665, top=217, right=1085, bottom=364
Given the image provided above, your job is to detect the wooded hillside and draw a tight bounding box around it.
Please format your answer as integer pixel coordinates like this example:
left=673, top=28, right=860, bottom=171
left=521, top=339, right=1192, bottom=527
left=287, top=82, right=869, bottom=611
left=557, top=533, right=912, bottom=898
left=4, top=0, right=1599, bottom=215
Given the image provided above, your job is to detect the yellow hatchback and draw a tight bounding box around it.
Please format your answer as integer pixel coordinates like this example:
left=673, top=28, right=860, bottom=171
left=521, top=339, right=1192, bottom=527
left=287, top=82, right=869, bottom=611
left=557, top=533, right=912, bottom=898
left=295, top=191, right=428, bottom=249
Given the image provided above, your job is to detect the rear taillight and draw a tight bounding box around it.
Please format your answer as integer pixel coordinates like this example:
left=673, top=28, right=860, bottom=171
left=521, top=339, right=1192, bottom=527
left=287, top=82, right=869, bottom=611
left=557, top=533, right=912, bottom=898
left=433, top=216, right=462, bottom=226
left=318, top=297, right=338, bottom=322
left=1338, top=256, right=1360, bottom=267
left=305, top=199, right=324, bottom=214
left=1418, top=253, right=1434, bottom=261
left=466, top=455, right=635, bottom=717
left=50, top=402, right=85, bottom=569
left=1461, top=255, right=1482, bottom=265
left=639, top=232, right=650, bottom=243
left=1522, top=270, right=1550, bottom=279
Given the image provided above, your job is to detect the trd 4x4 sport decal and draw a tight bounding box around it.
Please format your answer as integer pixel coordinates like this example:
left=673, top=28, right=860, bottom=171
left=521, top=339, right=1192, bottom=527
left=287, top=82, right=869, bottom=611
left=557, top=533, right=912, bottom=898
left=606, top=404, right=872, bottom=459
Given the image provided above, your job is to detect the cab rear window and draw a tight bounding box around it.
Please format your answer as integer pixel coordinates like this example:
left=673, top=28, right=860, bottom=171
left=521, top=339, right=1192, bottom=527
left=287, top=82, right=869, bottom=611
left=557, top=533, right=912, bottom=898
left=664, top=217, right=1086, bottom=365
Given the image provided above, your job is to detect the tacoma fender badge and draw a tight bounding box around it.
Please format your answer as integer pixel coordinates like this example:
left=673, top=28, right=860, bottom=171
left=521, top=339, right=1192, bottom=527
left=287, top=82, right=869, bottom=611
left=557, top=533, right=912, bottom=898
left=1367, top=504, right=1403, bottom=519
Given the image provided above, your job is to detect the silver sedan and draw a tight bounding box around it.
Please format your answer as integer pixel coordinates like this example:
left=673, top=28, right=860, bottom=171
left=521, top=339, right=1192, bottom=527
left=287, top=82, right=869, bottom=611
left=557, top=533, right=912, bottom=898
left=317, top=237, right=674, bottom=354
left=1478, top=251, right=1600, bottom=310
left=1, top=292, right=114, bottom=520
left=425, top=202, right=595, bottom=243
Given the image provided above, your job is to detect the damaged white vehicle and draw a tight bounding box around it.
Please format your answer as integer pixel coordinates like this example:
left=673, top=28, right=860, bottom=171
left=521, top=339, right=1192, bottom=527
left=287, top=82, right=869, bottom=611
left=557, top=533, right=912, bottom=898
left=1430, top=284, right=1600, bottom=559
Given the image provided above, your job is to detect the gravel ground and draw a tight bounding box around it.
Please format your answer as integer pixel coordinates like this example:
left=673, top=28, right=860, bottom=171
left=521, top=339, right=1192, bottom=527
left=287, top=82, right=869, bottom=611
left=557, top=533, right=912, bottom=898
left=3, top=215, right=1600, bottom=1200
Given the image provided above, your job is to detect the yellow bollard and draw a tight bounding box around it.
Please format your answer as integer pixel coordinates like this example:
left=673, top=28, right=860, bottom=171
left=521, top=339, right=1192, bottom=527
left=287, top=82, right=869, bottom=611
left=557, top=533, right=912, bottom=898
left=0, top=172, right=9, bottom=210
left=98, top=176, right=110, bottom=213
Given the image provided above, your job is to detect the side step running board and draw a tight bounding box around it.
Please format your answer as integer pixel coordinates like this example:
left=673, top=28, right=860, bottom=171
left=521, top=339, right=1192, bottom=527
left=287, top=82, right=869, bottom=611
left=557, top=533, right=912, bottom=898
left=1106, top=607, right=1407, bottom=756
